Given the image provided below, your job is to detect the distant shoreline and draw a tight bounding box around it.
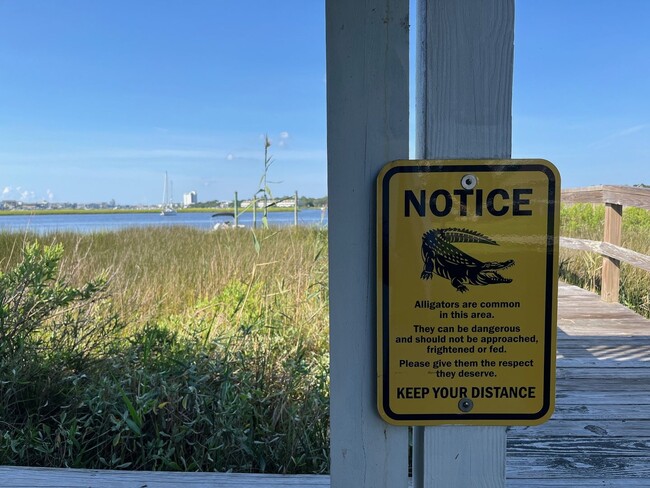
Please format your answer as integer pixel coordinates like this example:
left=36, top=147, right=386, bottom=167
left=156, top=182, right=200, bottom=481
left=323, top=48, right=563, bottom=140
left=0, top=207, right=297, bottom=217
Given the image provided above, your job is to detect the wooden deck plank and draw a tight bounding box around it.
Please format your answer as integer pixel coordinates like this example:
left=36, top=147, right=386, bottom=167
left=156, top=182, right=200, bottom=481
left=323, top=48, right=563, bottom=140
left=507, top=481, right=650, bottom=488
left=1, top=282, right=650, bottom=487
left=555, top=391, right=650, bottom=405
left=509, top=420, right=650, bottom=437
left=557, top=358, right=650, bottom=368
left=553, top=404, right=650, bottom=420
left=0, top=467, right=330, bottom=487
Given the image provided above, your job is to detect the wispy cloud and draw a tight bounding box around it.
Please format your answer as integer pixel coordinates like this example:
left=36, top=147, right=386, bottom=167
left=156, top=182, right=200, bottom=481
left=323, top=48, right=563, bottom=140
left=590, top=124, right=649, bottom=148
left=614, top=124, right=649, bottom=137
left=0, top=148, right=223, bottom=163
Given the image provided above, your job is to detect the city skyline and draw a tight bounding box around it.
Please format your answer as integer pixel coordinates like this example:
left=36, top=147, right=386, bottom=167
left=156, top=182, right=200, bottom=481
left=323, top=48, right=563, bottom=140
left=1, top=1, right=649, bottom=204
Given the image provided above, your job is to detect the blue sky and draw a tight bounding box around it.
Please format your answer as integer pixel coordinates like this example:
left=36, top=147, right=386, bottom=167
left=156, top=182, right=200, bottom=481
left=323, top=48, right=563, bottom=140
left=0, top=1, right=648, bottom=205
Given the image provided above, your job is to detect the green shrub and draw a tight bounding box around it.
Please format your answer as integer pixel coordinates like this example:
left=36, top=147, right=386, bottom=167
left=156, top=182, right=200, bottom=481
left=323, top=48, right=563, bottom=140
left=0, top=242, right=122, bottom=424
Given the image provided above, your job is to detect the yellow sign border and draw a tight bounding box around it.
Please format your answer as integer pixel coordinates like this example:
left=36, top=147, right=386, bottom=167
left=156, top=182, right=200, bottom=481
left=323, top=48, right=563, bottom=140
left=376, top=159, right=559, bottom=426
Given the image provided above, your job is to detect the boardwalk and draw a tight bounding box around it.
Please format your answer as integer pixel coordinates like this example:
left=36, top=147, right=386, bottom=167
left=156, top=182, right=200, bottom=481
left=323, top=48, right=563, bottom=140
left=507, top=283, right=650, bottom=487
left=1, top=283, right=649, bottom=487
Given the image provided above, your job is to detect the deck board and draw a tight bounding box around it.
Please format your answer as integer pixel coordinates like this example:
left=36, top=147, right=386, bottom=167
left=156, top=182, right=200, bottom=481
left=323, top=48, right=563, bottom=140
left=1, top=282, right=649, bottom=486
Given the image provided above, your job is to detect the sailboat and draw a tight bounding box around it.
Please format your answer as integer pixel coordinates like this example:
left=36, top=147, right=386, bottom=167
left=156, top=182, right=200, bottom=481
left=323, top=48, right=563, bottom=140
left=160, top=172, right=177, bottom=216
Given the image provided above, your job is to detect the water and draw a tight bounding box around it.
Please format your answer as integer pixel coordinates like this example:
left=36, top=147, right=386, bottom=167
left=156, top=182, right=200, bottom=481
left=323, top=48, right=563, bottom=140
left=0, top=209, right=328, bottom=234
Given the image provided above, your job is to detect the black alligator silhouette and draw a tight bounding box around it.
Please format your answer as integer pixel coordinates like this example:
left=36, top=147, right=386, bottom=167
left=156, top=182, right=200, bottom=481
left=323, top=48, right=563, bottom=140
left=420, top=228, right=514, bottom=293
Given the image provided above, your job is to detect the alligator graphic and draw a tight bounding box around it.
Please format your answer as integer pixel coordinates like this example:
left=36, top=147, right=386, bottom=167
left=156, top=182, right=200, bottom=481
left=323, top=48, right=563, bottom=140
left=420, top=228, right=514, bottom=293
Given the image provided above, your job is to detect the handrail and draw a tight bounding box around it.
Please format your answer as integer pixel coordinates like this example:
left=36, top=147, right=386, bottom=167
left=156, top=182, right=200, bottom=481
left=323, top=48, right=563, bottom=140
left=562, top=185, right=650, bottom=210
left=559, top=237, right=650, bottom=273
left=560, top=185, right=650, bottom=303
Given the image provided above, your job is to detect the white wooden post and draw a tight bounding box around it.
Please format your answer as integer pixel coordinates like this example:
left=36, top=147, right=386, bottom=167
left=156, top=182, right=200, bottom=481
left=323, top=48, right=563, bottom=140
left=234, top=191, right=239, bottom=227
left=253, top=195, right=257, bottom=229
left=294, top=190, right=298, bottom=227
left=413, top=1, right=514, bottom=487
left=326, top=0, right=409, bottom=487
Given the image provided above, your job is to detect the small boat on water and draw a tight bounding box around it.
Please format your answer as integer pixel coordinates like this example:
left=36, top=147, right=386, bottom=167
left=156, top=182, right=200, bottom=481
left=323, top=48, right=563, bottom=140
left=212, top=212, right=244, bottom=230
left=160, top=172, right=176, bottom=216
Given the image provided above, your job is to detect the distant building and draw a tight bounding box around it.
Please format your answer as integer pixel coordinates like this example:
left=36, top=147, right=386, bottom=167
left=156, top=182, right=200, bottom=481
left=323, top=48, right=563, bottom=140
left=276, top=199, right=295, bottom=208
left=1, top=200, right=18, bottom=210
left=183, top=191, right=197, bottom=208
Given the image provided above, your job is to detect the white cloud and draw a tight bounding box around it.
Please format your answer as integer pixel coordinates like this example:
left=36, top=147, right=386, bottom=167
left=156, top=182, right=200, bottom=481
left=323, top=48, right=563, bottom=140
left=2, top=186, right=10, bottom=195
left=46, top=189, right=55, bottom=201
left=278, top=131, right=290, bottom=147
left=226, top=153, right=234, bottom=161
left=20, top=190, right=35, bottom=202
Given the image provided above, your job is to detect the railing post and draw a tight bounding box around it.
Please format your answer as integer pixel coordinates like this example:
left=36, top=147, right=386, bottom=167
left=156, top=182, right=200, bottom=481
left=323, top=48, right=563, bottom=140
left=602, top=202, right=623, bottom=302
left=294, top=191, right=298, bottom=227
left=253, top=196, right=257, bottom=229
left=234, top=191, right=239, bottom=227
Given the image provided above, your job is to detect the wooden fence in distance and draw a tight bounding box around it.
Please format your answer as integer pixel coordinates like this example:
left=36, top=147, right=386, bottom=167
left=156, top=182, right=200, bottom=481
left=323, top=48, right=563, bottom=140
left=560, top=185, right=650, bottom=302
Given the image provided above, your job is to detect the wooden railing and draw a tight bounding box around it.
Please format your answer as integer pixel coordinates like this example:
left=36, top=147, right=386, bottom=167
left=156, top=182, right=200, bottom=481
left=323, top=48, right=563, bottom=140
left=560, top=185, right=650, bottom=302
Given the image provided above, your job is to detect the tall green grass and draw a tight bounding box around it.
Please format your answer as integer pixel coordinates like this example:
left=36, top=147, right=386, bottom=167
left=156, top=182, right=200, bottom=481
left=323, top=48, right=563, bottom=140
left=560, top=203, right=650, bottom=317
left=0, top=227, right=329, bottom=473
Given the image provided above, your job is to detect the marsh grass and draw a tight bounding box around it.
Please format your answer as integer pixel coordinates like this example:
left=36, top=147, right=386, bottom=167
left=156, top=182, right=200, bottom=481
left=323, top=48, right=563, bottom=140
left=560, top=203, right=650, bottom=317
left=0, top=227, right=329, bottom=473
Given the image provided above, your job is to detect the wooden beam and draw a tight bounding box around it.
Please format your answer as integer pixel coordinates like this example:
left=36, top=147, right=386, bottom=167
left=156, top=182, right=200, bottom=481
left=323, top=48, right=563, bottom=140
left=560, top=237, right=650, bottom=273
left=562, top=185, right=650, bottom=211
left=414, top=0, right=513, bottom=487
left=601, top=203, right=623, bottom=302
left=326, top=0, right=410, bottom=487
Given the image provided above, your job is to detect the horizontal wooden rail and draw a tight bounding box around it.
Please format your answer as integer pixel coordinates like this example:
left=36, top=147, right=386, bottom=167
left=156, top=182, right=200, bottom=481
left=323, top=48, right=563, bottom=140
left=560, top=185, right=650, bottom=303
left=562, top=185, right=650, bottom=210
left=560, top=237, right=650, bottom=273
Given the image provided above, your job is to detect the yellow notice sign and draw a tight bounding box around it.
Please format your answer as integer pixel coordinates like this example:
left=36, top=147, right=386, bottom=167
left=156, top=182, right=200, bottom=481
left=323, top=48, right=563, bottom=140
left=377, top=160, right=560, bottom=425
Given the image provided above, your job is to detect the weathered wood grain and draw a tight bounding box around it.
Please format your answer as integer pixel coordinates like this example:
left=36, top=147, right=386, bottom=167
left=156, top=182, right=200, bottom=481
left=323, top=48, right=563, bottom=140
left=602, top=203, right=623, bottom=301
left=560, top=237, right=650, bottom=273
left=509, top=419, right=650, bottom=437
left=557, top=367, right=650, bottom=379
left=0, top=468, right=330, bottom=487
left=552, top=404, right=650, bottom=420
left=557, top=358, right=650, bottom=368
left=505, top=282, right=650, bottom=484
left=3, top=466, right=650, bottom=488
left=507, top=454, right=650, bottom=479
left=413, top=1, right=514, bottom=486
left=557, top=377, right=650, bottom=392
left=555, top=390, right=650, bottom=405
left=509, top=437, right=650, bottom=459
left=326, top=0, right=410, bottom=487
left=508, top=481, right=650, bottom=487
left=562, top=185, right=650, bottom=210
